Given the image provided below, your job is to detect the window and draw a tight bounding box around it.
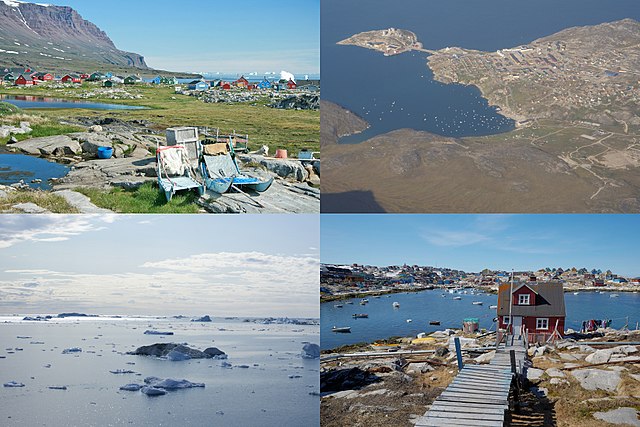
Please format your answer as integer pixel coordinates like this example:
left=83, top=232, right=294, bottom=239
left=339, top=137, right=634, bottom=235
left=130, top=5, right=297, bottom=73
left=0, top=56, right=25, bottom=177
left=503, top=316, right=511, bottom=325
left=536, top=318, right=549, bottom=330
left=518, top=294, right=530, bottom=305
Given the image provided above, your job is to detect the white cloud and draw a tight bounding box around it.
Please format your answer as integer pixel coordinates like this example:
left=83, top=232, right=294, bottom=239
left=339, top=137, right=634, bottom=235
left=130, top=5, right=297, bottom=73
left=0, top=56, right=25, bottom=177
left=0, top=215, right=119, bottom=249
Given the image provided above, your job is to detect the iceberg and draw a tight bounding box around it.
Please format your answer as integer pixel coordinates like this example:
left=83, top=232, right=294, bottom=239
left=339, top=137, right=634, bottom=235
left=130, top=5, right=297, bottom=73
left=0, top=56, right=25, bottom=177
left=301, top=343, right=320, bottom=359
left=191, top=315, right=212, bottom=322
left=143, top=330, right=174, bottom=335
left=141, top=386, right=166, bottom=396
left=62, top=347, right=82, bottom=354
left=119, top=384, right=142, bottom=391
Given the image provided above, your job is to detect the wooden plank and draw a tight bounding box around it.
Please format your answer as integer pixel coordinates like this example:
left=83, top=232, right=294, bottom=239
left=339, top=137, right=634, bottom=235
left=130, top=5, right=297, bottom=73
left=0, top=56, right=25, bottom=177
left=451, top=377, right=511, bottom=386
left=444, top=386, right=509, bottom=397
left=429, top=400, right=508, bottom=411
left=427, top=411, right=505, bottom=422
left=416, top=415, right=503, bottom=426
left=455, top=373, right=512, bottom=382
left=439, top=393, right=507, bottom=405
left=429, top=404, right=506, bottom=416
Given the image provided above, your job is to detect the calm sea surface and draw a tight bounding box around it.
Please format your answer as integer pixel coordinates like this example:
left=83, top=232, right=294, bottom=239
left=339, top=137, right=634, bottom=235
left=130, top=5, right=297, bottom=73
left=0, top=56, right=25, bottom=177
left=0, top=317, right=319, bottom=426
left=321, top=290, right=640, bottom=349
left=322, top=0, right=640, bottom=142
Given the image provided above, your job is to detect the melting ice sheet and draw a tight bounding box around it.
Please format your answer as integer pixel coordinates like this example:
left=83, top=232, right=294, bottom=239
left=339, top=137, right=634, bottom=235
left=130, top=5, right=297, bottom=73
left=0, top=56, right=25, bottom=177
left=0, top=316, right=319, bottom=426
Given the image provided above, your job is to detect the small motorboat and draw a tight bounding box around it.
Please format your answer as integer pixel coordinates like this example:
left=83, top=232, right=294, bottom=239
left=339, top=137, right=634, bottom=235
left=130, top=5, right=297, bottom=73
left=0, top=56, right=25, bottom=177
left=345, top=301, right=354, bottom=305
left=360, top=298, right=369, bottom=305
left=573, top=292, right=580, bottom=295
left=453, top=296, right=462, bottom=300
left=352, top=313, right=368, bottom=319
left=472, top=301, right=483, bottom=305
left=332, top=326, right=351, bottom=333
left=429, top=321, right=441, bottom=325
left=334, top=304, right=343, bottom=308
left=392, top=302, right=400, bottom=308
left=610, top=294, right=620, bottom=298
left=489, top=305, right=498, bottom=310
left=406, top=319, right=412, bottom=323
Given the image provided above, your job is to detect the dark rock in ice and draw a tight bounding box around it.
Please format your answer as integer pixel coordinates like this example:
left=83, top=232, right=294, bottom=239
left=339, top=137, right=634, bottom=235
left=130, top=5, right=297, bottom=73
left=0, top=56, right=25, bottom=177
left=236, top=365, right=250, bottom=369
left=301, top=343, right=320, bottom=359
left=141, top=386, right=166, bottom=396
left=143, top=330, right=174, bottom=335
left=22, top=316, right=48, bottom=322
left=129, top=343, right=225, bottom=360
left=48, top=386, right=67, bottom=390
left=191, top=315, right=212, bottom=322
left=62, top=347, right=82, bottom=354
left=57, top=313, right=96, bottom=318
left=110, top=369, right=136, bottom=374
left=3, top=381, right=25, bottom=387
left=203, top=347, right=227, bottom=359
left=120, top=384, right=142, bottom=391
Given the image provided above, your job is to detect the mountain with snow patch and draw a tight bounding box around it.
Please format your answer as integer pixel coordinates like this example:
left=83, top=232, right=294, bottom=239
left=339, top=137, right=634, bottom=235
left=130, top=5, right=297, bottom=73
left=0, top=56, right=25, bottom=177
left=0, top=0, right=148, bottom=73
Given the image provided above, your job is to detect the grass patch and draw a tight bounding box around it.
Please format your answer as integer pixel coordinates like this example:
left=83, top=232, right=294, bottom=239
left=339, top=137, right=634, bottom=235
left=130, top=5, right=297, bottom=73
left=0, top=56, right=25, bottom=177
left=0, top=101, right=22, bottom=116
left=0, top=84, right=319, bottom=153
left=76, top=181, right=201, bottom=213
left=0, top=191, right=79, bottom=213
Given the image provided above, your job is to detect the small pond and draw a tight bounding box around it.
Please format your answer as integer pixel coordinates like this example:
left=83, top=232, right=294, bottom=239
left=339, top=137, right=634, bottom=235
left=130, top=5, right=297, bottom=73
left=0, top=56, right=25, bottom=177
left=0, top=152, right=69, bottom=190
left=0, top=95, right=145, bottom=110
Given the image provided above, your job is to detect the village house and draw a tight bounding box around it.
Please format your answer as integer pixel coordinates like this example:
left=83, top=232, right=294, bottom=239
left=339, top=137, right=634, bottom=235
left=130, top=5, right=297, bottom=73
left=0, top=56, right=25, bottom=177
left=32, top=72, right=54, bottom=82
left=15, top=74, right=36, bottom=86
left=124, top=75, right=141, bottom=85
left=234, top=76, right=249, bottom=88
left=497, top=281, right=565, bottom=344
left=88, top=72, right=106, bottom=81
left=187, top=80, right=208, bottom=91
left=61, top=74, right=82, bottom=84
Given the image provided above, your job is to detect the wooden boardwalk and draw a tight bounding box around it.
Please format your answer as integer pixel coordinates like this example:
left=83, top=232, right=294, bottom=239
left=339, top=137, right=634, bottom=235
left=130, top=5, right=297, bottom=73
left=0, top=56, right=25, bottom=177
left=415, top=336, right=527, bottom=427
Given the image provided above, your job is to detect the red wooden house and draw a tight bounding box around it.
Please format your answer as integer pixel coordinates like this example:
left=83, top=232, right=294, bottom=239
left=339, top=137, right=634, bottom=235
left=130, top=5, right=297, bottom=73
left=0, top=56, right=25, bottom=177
left=33, top=72, right=54, bottom=81
left=286, top=79, right=297, bottom=89
left=497, top=281, right=565, bottom=343
left=15, top=74, right=36, bottom=86
left=234, top=76, right=249, bottom=88
left=222, top=82, right=231, bottom=90
left=61, top=74, right=82, bottom=84
left=80, top=73, right=90, bottom=80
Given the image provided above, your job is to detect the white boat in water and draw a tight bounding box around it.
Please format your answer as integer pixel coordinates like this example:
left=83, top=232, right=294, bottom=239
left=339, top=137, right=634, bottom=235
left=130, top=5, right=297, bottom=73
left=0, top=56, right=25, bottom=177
left=453, top=296, right=462, bottom=300
left=489, top=305, right=498, bottom=309
left=610, top=294, right=620, bottom=298
left=406, top=319, right=412, bottom=323
left=472, top=301, right=483, bottom=305
left=334, top=304, right=343, bottom=308
left=573, top=292, right=579, bottom=295
left=332, top=326, right=351, bottom=333
left=392, top=302, right=400, bottom=308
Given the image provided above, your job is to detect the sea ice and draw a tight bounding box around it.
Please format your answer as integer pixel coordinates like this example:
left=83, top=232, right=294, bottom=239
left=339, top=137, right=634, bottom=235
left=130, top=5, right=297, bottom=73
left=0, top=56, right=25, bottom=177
left=301, top=343, right=320, bottom=359
left=165, top=349, right=191, bottom=361
left=109, top=369, right=136, bottom=374
left=62, top=347, right=82, bottom=354
left=48, top=386, right=67, bottom=390
left=141, top=386, right=166, bottom=396
left=143, top=330, right=174, bottom=335
left=3, top=381, right=25, bottom=387
left=144, top=377, right=205, bottom=390
left=119, top=384, right=142, bottom=391
left=191, top=315, right=212, bottom=322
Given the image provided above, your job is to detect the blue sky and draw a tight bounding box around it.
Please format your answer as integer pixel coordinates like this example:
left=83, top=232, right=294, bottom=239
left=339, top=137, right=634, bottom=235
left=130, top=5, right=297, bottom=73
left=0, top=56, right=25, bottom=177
left=42, top=0, right=320, bottom=74
left=0, top=215, right=319, bottom=317
left=321, top=215, right=640, bottom=277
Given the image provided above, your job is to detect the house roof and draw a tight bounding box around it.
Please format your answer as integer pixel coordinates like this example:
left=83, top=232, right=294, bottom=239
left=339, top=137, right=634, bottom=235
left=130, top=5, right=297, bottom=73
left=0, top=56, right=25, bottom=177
left=497, top=281, right=565, bottom=317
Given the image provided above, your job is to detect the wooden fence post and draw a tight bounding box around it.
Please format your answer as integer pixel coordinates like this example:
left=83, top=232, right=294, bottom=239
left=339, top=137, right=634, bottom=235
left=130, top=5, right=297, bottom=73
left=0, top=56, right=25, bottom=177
left=454, top=337, right=463, bottom=371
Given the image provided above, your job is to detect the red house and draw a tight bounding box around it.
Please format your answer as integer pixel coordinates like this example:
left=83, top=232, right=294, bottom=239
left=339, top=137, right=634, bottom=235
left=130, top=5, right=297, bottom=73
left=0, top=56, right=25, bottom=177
left=497, top=281, right=565, bottom=344
left=33, top=72, right=54, bottom=81
left=286, top=79, right=297, bottom=89
left=61, top=74, right=82, bottom=84
left=222, top=82, right=231, bottom=90
left=234, top=76, right=249, bottom=88
left=80, top=73, right=90, bottom=80
left=15, top=74, right=35, bottom=86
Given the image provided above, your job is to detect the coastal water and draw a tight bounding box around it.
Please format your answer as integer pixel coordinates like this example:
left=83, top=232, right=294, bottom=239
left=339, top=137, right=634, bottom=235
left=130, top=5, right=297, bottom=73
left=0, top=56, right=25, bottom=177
left=321, top=290, right=640, bottom=349
left=322, top=0, right=640, bottom=142
left=0, top=95, right=144, bottom=110
left=0, top=153, right=69, bottom=190
left=0, top=317, right=319, bottom=426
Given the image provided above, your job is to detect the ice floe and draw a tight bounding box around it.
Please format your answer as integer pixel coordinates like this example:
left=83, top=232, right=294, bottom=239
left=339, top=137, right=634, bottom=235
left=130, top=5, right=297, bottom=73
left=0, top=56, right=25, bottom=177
left=3, top=381, right=25, bottom=387
left=143, top=330, right=174, bottom=335
left=301, top=343, right=320, bottom=359
left=62, top=347, right=82, bottom=354
left=191, top=315, right=212, bottom=322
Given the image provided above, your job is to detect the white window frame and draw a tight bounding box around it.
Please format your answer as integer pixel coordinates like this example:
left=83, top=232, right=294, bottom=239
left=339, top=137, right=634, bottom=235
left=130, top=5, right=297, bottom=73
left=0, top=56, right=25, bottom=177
left=518, top=294, right=530, bottom=305
left=503, top=316, right=511, bottom=325
left=536, top=318, right=549, bottom=330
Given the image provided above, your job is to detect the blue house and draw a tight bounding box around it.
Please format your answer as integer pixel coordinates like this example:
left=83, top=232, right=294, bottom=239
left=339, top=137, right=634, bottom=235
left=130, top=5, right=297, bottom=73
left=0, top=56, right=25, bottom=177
left=257, top=79, right=272, bottom=89
left=187, top=80, right=208, bottom=91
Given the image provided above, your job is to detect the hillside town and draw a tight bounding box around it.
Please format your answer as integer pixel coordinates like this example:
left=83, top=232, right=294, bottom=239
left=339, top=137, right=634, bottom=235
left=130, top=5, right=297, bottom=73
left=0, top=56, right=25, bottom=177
left=321, top=263, right=640, bottom=300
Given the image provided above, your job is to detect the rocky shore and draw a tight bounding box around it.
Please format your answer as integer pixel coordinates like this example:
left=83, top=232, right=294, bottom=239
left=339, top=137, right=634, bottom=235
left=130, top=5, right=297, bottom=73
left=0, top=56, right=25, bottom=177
left=321, top=329, right=640, bottom=427
left=1, top=118, right=320, bottom=213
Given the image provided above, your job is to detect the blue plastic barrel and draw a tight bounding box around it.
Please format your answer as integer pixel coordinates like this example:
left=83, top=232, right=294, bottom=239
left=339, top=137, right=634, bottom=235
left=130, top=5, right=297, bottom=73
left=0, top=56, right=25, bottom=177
left=97, top=146, right=114, bottom=159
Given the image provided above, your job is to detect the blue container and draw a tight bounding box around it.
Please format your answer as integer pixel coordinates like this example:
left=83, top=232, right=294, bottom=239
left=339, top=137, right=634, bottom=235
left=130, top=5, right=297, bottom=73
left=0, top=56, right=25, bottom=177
left=97, top=146, right=114, bottom=159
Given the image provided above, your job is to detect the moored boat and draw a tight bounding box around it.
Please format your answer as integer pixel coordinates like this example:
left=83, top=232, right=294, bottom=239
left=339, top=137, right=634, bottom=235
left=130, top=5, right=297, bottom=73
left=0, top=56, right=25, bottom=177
left=332, top=326, right=351, bottom=333
left=429, top=321, right=440, bottom=325
left=352, top=313, right=368, bottom=319
left=392, top=302, right=400, bottom=308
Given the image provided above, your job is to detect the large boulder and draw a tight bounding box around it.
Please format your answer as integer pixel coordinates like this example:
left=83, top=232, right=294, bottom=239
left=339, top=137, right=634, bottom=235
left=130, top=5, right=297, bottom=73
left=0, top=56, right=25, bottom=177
left=584, top=345, right=638, bottom=364
left=571, top=368, right=621, bottom=392
left=12, top=135, right=81, bottom=156
left=593, top=408, right=640, bottom=426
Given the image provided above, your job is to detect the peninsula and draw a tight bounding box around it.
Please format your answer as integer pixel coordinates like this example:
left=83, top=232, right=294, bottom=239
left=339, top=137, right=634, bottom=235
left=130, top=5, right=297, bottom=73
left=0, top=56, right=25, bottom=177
left=325, top=19, right=640, bottom=213
left=337, top=28, right=429, bottom=56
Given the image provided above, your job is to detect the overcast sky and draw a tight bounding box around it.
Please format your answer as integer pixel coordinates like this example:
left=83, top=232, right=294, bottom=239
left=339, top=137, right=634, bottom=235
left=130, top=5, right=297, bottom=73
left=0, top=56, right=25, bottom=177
left=0, top=215, right=319, bottom=317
